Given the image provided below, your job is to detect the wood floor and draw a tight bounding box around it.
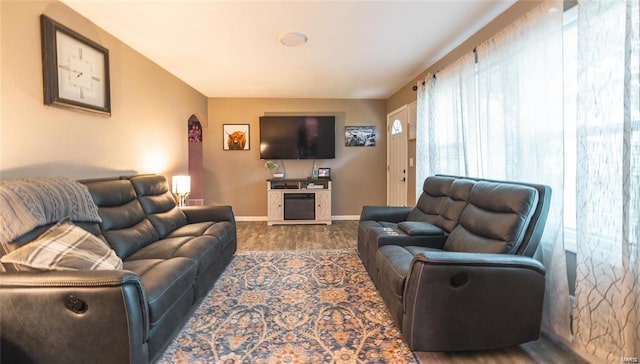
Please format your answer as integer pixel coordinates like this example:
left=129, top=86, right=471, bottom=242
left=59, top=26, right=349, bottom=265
left=235, top=220, right=589, bottom=364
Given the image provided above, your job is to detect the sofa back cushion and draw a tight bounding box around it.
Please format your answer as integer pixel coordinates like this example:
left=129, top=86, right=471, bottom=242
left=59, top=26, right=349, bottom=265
left=407, top=176, right=454, bottom=225
left=130, top=175, right=187, bottom=238
left=430, top=179, right=474, bottom=232
left=443, top=181, right=538, bottom=254
left=84, top=179, right=159, bottom=259
left=407, top=176, right=473, bottom=233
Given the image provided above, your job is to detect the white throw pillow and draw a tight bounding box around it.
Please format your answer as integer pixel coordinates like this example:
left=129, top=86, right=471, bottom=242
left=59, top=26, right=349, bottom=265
left=1, top=220, right=123, bottom=271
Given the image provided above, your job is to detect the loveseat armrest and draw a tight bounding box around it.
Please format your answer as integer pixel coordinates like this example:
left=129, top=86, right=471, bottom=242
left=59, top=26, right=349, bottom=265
left=402, top=250, right=545, bottom=351
left=0, top=270, right=149, bottom=364
left=181, top=205, right=235, bottom=224
left=359, top=205, right=413, bottom=223
left=411, top=250, right=545, bottom=272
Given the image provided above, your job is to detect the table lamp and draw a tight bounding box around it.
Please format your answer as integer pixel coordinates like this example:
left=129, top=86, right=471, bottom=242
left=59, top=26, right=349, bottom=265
left=172, top=175, right=191, bottom=207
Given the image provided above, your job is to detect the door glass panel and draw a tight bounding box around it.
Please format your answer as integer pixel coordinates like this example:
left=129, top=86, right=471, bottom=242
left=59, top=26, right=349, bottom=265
left=391, top=119, right=403, bottom=135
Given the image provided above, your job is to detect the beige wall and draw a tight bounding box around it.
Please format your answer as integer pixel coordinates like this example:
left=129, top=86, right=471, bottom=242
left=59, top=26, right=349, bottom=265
left=386, top=0, right=541, bottom=203
left=0, top=1, right=207, bottom=180
left=0, top=0, right=542, bottom=219
left=207, top=98, right=387, bottom=218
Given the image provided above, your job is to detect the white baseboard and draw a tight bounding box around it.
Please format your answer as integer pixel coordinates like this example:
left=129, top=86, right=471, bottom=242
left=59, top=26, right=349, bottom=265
left=235, top=216, right=267, bottom=222
left=332, top=215, right=360, bottom=221
left=235, top=215, right=360, bottom=222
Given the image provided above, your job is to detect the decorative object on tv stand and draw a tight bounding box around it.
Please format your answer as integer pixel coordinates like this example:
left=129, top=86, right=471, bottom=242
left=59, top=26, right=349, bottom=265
left=318, top=168, right=331, bottom=179
left=345, top=126, right=376, bottom=147
left=264, top=160, right=280, bottom=179
left=223, top=124, right=250, bottom=150
left=172, top=175, right=191, bottom=207
left=311, top=161, right=319, bottom=180
left=40, top=15, right=111, bottom=116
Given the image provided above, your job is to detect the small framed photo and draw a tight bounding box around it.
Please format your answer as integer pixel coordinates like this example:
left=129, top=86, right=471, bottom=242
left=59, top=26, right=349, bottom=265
left=345, top=126, right=376, bottom=147
left=223, top=124, right=250, bottom=150
left=318, top=168, right=331, bottom=178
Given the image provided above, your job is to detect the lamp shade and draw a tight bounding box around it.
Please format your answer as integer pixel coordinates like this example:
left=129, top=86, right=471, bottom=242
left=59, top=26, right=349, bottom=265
left=172, top=175, right=191, bottom=194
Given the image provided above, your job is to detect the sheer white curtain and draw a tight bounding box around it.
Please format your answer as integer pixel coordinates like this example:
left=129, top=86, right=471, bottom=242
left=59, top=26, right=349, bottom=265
left=416, top=0, right=570, bottom=341
left=475, top=0, right=570, bottom=341
left=573, top=0, right=640, bottom=360
left=415, top=52, right=477, bottom=189
left=415, top=75, right=433, bottom=194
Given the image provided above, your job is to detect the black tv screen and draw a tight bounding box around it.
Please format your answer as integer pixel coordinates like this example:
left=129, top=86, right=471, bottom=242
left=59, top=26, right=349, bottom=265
left=259, top=116, right=335, bottom=159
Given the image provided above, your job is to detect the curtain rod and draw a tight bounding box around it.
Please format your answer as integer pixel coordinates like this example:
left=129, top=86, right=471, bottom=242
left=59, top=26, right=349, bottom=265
left=411, top=46, right=478, bottom=92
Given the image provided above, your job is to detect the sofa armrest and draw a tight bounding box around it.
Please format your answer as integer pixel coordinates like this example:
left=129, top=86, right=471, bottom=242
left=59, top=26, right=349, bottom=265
left=402, top=251, right=545, bottom=351
left=1, top=270, right=149, bottom=364
left=411, top=250, right=545, bottom=272
left=359, top=205, right=413, bottom=223
left=181, top=205, right=235, bottom=224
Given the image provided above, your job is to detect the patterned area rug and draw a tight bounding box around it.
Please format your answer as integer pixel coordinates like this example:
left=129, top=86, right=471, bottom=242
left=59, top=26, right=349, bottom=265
left=160, top=249, right=416, bottom=363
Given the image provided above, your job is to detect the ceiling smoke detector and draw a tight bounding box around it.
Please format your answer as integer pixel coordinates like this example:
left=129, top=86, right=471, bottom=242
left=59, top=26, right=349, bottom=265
left=279, top=32, right=308, bottom=47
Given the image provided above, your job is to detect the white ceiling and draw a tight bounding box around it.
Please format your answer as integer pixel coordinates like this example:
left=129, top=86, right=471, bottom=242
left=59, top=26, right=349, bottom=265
left=61, top=0, right=516, bottom=99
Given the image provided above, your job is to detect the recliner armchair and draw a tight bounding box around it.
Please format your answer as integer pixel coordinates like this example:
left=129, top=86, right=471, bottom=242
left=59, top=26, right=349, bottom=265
left=358, top=174, right=551, bottom=351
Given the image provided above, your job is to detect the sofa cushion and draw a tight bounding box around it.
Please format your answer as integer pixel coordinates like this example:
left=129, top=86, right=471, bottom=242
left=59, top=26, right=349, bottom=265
left=376, top=245, right=414, bottom=298
left=431, top=179, right=474, bottom=232
left=130, top=175, right=187, bottom=238
left=1, top=220, right=122, bottom=271
left=444, top=181, right=538, bottom=254
left=398, top=221, right=444, bottom=236
left=167, top=221, right=236, bottom=251
left=406, top=176, right=454, bottom=223
left=127, top=235, right=222, bottom=277
left=102, top=219, right=160, bottom=259
left=85, top=180, right=160, bottom=259
left=85, top=179, right=137, bottom=207
left=123, top=258, right=196, bottom=327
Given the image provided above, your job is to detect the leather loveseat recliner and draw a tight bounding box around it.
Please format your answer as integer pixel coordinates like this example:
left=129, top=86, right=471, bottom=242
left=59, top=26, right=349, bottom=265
left=358, top=174, right=551, bottom=351
left=0, top=174, right=237, bottom=364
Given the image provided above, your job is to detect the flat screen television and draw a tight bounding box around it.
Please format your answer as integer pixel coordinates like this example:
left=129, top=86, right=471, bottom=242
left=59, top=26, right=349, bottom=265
left=259, top=116, right=335, bottom=159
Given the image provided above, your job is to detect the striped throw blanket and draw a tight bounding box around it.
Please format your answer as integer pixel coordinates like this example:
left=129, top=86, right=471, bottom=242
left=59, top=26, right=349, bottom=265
left=0, top=177, right=102, bottom=250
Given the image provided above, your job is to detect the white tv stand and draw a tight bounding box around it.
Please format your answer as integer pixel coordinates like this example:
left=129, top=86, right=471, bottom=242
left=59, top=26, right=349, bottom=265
left=266, top=178, right=332, bottom=226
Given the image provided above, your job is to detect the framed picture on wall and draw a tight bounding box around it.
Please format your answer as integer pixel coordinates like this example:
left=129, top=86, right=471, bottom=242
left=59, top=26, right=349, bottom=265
left=345, top=126, right=376, bottom=147
left=223, top=124, right=250, bottom=150
left=40, top=15, right=111, bottom=116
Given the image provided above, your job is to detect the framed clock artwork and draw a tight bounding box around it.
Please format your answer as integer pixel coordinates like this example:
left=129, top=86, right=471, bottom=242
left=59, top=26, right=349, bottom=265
left=40, top=15, right=111, bottom=116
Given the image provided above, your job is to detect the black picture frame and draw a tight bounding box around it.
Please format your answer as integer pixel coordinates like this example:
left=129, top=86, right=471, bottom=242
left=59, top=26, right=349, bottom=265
left=345, top=126, right=376, bottom=147
left=318, top=168, right=331, bottom=178
left=41, top=15, right=111, bottom=116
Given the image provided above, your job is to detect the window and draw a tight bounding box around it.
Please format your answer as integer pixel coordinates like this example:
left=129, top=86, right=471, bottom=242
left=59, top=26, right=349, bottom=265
left=391, top=119, right=402, bottom=135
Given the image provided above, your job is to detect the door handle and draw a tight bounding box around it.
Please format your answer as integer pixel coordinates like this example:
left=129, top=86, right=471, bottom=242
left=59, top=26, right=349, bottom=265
left=401, top=177, right=406, bottom=182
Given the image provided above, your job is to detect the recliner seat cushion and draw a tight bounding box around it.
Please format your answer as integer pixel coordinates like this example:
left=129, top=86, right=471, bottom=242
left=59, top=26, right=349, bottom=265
left=376, top=245, right=414, bottom=298
left=168, top=221, right=235, bottom=251
left=126, top=235, right=222, bottom=277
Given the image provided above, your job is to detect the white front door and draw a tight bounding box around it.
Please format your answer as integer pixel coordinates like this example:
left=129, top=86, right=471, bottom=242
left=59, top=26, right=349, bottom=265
left=387, top=106, right=408, bottom=206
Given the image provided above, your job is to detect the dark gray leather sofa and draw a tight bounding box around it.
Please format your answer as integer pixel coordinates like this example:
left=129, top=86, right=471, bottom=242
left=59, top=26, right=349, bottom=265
left=0, top=174, right=237, bottom=364
left=358, top=174, right=551, bottom=351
